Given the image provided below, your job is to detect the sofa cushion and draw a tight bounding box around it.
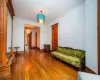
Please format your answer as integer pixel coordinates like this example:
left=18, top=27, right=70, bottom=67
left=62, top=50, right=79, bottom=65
left=57, top=47, right=85, bottom=58
left=57, top=47, right=64, bottom=52
left=57, top=47, right=73, bottom=55
left=62, top=49, right=73, bottom=56
left=52, top=51, right=80, bottom=67
left=72, top=49, right=85, bottom=58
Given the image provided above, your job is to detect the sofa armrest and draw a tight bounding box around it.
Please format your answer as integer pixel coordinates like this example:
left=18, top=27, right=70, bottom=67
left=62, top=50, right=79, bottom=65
left=51, top=49, right=57, bottom=52
left=79, top=56, right=85, bottom=70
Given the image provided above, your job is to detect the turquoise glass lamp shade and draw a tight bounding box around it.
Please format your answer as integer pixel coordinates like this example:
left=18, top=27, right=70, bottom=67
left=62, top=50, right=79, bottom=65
left=37, top=11, right=45, bottom=24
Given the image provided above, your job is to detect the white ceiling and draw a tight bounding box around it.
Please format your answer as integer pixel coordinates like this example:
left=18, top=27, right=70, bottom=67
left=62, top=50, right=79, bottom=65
left=12, top=0, right=85, bottom=24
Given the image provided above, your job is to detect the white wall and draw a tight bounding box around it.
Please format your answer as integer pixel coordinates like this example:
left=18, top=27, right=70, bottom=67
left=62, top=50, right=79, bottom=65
left=7, top=10, right=12, bottom=52
left=48, top=2, right=85, bottom=50
left=13, top=17, right=48, bottom=51
left=85, top=0, right=98, bottom=74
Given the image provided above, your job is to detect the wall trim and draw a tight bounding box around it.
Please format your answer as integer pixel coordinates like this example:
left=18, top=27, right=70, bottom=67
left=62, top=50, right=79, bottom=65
left=36, top=47, right=44, bottom=51
left=98, top=0, right=100, bottom=75
left=36, top=47, right=40, bottom=49
left=40, top=49, right=44, bottom=51
left=85, top=66, right=96, bottom=74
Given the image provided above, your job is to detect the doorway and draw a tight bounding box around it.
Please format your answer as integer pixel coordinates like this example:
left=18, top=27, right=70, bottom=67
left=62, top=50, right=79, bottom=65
left=52, top=23, right=58, bottom=50
left=24, top=24, right=40, bottom=51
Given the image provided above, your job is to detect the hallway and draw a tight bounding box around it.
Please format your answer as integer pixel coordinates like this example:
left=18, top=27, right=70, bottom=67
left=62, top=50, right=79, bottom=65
left=11, top=49, right=78, bottom=80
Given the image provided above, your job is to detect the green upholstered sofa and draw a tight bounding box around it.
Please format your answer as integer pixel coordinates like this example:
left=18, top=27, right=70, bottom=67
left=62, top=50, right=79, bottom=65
left=51, top=47, right=85, bottom=70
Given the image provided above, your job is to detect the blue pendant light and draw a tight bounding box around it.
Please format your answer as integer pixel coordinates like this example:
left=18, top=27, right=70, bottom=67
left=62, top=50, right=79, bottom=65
left=37, top=11, right=45, bottom=24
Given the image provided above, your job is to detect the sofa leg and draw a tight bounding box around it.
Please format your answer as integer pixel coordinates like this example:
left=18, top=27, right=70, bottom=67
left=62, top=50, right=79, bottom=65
left=79, top=67, right=81, bottom=71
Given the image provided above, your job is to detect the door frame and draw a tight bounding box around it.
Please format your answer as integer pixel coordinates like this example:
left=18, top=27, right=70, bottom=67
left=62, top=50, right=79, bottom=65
left=35, top=32, right=37, bottom=48
left=98, top=0, right=100, bottom=75
left=51, top=23, right=58, bottom=50
left=24, top=24, right=40, bottom=51
left=29, top=32, right=32, bottom=49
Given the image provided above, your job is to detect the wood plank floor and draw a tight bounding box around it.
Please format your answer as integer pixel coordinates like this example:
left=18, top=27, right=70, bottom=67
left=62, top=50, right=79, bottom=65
left=11, top=49, right=80, bottom=80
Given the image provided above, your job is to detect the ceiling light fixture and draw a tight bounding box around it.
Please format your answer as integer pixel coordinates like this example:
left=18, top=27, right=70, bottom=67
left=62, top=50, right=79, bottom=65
left=37, top=11, right=45, bottom=24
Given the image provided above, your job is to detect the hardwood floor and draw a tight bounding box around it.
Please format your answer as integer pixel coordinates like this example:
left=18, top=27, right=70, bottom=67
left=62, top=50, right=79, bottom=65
left=11, top=49, right=79, bottom=80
